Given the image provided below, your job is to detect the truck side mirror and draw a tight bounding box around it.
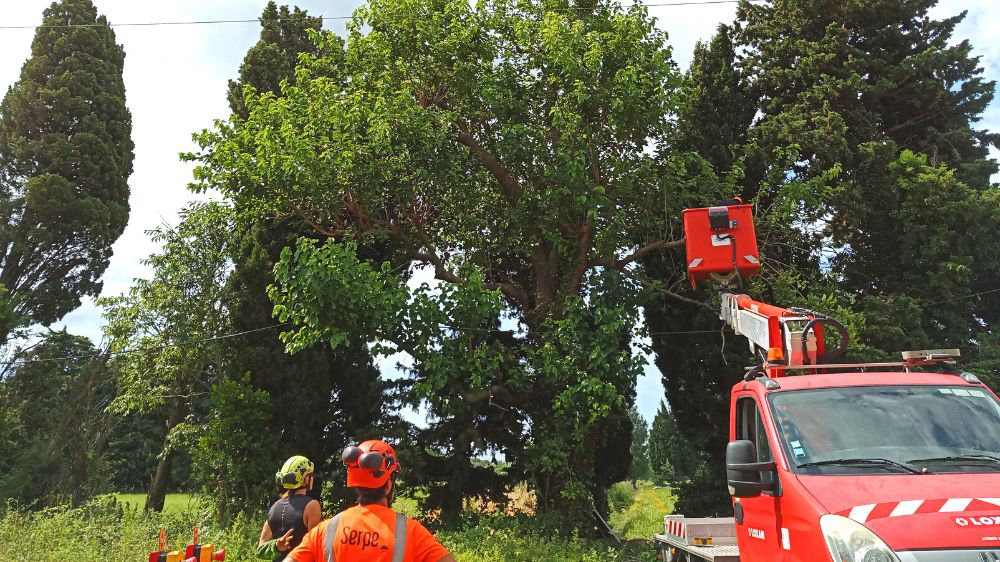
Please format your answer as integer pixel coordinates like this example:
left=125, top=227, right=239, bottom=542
left=726, top=440, right=776, bottom=498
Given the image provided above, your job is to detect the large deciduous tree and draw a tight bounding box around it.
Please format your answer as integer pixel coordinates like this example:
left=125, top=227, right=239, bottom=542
left=190, top=0, right=683, bottom=522
left=0, top=0, right=133, bottom=345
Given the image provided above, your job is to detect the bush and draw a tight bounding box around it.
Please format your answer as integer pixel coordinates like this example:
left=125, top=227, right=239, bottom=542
left=608, top=481, right=636, bottom=513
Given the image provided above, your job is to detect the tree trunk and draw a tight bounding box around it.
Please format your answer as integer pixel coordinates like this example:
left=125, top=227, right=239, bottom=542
left=146, top=400, right=186, bottom=512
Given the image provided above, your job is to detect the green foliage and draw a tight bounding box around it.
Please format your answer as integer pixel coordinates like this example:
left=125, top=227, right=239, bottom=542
left=185, top=376, right=277, bottom=521
left=737, top=0, right=998, bottom=187
left=672, top=24, right=755, bottom=179
left=967, top=332, right=1000, bottom=392
left=734, top=0, right=1000, bottom=359
left=227, top=1, right=323, bottom=119
left=607, top=482, right=636, bottom=514
left=672, top=460, right=730, bottom=517
left=101, top=202, right=231, bottom=416
left=834, top=148, right=999, bottom=355
left=441, top=515, right=657, bottom=561
left=221, top=2, right=386, bottom=515
left=100, top=203, right=233, bottom=512
left=0, top=331, right=114, bottom=507
left=609, top=481, right=676, bottom=541
left=104, top=411, right=172, bottom=492
left=189, top=0, right=684, bottom=523
left=647, top=402, right=702, bottom=486
left=0, top=0, right=132, bottom=345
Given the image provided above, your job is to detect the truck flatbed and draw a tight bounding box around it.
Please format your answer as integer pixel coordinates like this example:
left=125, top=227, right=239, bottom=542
left=653, top=533, right=740, bottom=562
left=654, top=516, right=741, bottom=561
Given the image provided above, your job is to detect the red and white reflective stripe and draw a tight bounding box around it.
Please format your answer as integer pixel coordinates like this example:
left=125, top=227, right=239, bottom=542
left=665, top=519, right=687, bottom=539
left=839, top=498, right=1000, bottom=524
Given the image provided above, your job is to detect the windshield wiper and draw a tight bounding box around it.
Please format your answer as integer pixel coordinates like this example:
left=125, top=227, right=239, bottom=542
left=797, top=458, right=928, bottom=474
left=907, top=454, right=1000, bottom=466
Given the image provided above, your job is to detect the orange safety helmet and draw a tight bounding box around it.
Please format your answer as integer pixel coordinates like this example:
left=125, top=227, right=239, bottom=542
left=341, top=439, right=400, bottom=489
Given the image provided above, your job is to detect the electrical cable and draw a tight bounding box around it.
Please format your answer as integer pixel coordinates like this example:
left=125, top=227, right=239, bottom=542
left=922, top=287, right=1000, bottom=306
left=1, top=322, right=289, bottom=367
left=0, top=0, right=762, bottom=30
left=2, top=322, right=718, bottom=367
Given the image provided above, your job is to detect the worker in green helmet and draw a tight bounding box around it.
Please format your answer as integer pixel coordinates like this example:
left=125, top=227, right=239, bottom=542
left=256, top=455, right=322, bottom=560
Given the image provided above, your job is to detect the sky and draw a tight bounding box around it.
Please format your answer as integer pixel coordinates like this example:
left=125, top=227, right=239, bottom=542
left=1, top=0, right=998, bottom=426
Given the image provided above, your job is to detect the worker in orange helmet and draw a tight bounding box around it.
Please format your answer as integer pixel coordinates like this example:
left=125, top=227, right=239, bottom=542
left=286, top=439, right=456, bottom=562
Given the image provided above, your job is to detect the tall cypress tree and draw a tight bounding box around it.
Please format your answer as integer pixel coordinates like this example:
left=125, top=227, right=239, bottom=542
left=643, top=25, right=756, bottom=515
left=223, top=3, right=385, bottom=509
left=0, top=0, right=133, bottom=345
left=735, top=0, right=1000, bottom=356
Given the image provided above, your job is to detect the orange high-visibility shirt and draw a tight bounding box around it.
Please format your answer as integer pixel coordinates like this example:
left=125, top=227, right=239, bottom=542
left=287, top=504, right=450, bottom=562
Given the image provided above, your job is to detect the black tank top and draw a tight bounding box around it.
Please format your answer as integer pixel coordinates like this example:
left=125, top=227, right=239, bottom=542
left=267, top=493, right=314, bottom=560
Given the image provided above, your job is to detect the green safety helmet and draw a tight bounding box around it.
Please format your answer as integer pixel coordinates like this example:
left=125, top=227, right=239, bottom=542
left=275, top=455, right=315, bottom=489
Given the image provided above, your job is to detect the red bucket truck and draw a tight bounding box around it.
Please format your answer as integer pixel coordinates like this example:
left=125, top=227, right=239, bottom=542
left=653, top=204, right=1000, bottom=562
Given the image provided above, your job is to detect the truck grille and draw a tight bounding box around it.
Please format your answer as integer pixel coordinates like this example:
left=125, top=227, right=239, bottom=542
left=897, top=550, right=1000, bottom=562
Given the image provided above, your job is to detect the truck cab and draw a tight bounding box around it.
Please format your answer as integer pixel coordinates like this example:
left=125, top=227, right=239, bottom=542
left=727, top=368, right=1000, bottom=562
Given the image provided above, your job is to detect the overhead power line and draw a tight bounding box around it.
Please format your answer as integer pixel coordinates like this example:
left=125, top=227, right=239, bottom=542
left=1, top=323, right=289, bottom=367
left=0, top=0, right=757, bottom=30
left=924, top=287, right=1000, bottom=307
left=2, top=321, right=718, bottom=367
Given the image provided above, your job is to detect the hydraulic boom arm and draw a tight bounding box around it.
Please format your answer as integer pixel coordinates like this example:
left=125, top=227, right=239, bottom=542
left=719, top=292, right=849, bottom=376
left=682, top=203, right=849, bottom=377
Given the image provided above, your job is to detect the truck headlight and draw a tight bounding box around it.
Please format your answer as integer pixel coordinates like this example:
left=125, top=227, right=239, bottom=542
left=820, top=514, right=900, bottom=562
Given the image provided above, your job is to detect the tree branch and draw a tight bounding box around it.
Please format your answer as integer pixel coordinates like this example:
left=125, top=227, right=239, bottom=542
left=590, top=238, right=685, bottom=269
left=455, top=124, right=524, bottom=202
left=661, top=287, right=716, bottom=313
left=567, top=220, right=593, bottom=295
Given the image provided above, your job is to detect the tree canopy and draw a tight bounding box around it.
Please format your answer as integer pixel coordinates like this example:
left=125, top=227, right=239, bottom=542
left=100, top=203, right=231, bottom=511
left=0, top=330, right=114, bottom=507
left=190, top=0, right=689, bottom=519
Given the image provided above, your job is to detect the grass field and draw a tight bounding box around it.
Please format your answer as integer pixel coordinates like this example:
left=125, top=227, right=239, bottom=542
left=609, top=481, right=676, bottom=540
left=109, top=493, right=197, bottom=515
left=0, top=483, right=669, bottom=561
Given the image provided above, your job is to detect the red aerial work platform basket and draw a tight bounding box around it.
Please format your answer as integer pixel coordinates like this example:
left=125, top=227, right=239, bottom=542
left=682, top=204, right=760, bottom=288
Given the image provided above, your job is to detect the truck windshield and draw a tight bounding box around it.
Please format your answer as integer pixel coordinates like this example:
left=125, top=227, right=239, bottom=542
left=769, top=385, right=1000, bottom=475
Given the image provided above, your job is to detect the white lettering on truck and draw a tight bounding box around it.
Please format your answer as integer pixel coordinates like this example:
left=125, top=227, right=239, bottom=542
left=748, top=528, right=766, bottom=540
left=955, top=516, right=1000, bottom=527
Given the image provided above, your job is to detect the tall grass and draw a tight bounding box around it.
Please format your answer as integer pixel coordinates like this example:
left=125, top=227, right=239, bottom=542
left=0, top=496, right=658, bottom=562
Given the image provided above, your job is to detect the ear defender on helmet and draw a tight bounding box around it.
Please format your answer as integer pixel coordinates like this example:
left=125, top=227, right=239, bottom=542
left=341, top=446, right=363, bottom=464
left=359, top=451, right=385, bottom=470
